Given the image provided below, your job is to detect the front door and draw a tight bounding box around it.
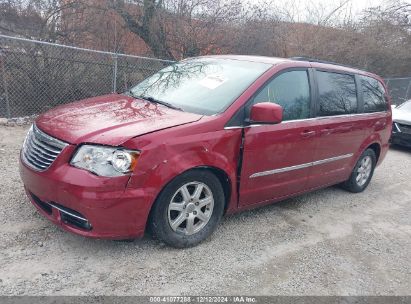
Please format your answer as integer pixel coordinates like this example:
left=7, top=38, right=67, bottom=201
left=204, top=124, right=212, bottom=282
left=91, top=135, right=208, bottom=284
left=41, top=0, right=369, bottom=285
left=238, top=69, right=317, bottom=207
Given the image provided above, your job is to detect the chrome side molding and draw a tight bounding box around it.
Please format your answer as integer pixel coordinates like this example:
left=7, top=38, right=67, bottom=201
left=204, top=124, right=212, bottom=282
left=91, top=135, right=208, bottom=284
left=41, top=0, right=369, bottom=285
left=250, top=153, right=353, bottom=178
left=224, top=111, right=388, bottom=130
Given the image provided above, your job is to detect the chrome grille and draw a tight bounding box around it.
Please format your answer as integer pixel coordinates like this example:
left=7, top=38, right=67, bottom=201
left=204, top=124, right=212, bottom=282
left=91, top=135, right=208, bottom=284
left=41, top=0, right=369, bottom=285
left=22, top=125, right=68, bottom=171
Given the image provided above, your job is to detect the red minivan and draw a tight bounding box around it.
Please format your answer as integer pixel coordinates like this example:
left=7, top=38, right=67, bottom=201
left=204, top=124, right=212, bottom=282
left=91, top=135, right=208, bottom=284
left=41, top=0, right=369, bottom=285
left=19, top=55, right=392, bottom=248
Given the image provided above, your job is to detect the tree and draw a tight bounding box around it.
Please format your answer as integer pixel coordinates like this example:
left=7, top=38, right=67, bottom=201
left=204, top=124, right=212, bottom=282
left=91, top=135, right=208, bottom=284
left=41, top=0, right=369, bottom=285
left=108, top=0, right=243, bottom=60
left=0, top=0, right=87, bottom=43
left=356, top=1, right=411, bottom=76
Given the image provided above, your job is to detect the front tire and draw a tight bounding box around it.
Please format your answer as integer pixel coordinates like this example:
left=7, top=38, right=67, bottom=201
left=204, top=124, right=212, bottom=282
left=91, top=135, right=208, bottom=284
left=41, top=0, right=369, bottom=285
left=342, top=149, right=376, bottom=193
left=149, top=169, right=225, bottom=248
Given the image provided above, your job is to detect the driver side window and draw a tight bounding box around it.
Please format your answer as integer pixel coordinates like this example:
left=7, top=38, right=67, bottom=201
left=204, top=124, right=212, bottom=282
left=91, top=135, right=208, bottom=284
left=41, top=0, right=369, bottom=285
left=252, top=70, right=311, bottom=121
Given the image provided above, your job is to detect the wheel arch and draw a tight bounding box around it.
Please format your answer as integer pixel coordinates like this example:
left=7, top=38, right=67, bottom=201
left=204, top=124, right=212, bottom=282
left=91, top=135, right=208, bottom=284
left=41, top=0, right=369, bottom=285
left=367, top=142, right=381, bottom=163
left=145, top=165, right=233, bottom=233
left=353, top=132, right=383, bottom=169
left=195, top=165, right=232, bottom=213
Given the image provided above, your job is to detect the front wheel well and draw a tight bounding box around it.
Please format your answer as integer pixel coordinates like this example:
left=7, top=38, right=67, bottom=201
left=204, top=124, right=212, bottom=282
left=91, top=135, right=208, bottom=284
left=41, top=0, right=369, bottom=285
left=145, top=166, right=232, bottom=233
left=195, top=166, right=231, bottom=213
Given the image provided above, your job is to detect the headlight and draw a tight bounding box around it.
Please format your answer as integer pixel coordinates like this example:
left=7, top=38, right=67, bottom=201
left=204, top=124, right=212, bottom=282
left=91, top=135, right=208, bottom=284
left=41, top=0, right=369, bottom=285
left=70, top=145, right=140, bottom=177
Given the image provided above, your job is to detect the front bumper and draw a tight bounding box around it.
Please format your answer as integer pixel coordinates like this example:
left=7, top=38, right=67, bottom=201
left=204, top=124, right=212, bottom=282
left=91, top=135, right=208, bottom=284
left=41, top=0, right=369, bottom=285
left=391, top=128, right=411, bottom=148
left=19, top=150, right=153, bottom=239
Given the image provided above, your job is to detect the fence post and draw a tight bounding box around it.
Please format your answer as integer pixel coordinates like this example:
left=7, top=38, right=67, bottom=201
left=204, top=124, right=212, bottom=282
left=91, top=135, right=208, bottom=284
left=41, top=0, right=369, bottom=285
left=0, top=50, right=11, bottom=118
left=112, top=54, right=118, bottom=93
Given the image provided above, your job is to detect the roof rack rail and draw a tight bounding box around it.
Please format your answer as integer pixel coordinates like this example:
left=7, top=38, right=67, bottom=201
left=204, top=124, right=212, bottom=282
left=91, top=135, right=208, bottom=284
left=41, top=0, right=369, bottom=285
left=289, top=56, right=356, bottom=69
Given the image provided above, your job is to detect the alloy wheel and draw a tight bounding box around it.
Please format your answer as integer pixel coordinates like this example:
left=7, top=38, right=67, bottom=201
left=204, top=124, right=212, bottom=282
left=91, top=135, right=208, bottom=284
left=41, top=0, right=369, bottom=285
left=356, top=156, right=372, bottom=187
left=167, top=182, right=214, bottom=235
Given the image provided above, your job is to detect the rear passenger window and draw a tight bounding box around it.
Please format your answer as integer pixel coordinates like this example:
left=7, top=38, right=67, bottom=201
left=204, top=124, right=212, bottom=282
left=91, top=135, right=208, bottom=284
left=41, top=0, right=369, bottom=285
left=252, top=70, right=311, bottom=121
left=317, top=71, right=357, bottom=116
left=361, top=76, right=387, bottom=112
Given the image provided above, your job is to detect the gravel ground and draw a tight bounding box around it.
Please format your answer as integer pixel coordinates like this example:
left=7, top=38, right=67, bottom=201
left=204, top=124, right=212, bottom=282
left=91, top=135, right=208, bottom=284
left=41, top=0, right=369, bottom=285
left=0, top=125, right=410, bottom=296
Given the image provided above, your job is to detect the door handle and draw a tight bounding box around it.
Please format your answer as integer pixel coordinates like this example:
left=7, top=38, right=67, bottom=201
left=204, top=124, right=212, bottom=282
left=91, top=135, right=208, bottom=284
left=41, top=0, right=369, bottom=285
left=320, top=128, right=332, bottom=136
left=339, top=124, right=354, bottom=132
left=374, top=121, right=386, bottom=128
left=301, top=130, right=316, bottom=138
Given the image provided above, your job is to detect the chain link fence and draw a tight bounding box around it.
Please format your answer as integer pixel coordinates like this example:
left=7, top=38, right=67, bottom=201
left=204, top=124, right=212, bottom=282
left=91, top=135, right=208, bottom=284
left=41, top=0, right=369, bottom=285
left=1, top=34, right=410, bottom=118
left=0, top=35, right=174, bottom=118
left=385, top=77, right=411, bottom=106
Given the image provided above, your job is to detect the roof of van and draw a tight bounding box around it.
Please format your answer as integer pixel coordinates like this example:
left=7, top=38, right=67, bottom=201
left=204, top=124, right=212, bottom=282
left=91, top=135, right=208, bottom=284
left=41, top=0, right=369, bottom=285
left=197, top=55, right=289, bottom=65
left=197, top=55, right=380, bottom=80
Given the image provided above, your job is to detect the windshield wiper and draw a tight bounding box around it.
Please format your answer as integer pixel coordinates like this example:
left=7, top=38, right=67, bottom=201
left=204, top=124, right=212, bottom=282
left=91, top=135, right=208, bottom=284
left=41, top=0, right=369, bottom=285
left=127, top=91, right=184, bottom=112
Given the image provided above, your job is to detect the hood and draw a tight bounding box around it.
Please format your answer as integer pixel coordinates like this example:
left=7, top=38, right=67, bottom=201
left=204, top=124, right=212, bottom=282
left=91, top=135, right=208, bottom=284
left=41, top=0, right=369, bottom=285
left=36, top=94, right=202, bottom=145
left=393, top=109, right=411, bottom=125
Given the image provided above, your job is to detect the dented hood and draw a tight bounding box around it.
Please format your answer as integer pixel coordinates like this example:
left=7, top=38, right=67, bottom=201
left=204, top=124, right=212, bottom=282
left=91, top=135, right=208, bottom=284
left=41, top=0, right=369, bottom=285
left=35, top=94, right=202, bottom=145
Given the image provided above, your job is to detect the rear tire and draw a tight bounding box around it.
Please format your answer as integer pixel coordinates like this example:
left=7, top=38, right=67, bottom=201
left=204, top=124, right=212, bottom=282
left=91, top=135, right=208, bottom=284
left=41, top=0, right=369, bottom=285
left=149, top=169, right=225, bottom=248
left=342, top=149, right=376, bottom=193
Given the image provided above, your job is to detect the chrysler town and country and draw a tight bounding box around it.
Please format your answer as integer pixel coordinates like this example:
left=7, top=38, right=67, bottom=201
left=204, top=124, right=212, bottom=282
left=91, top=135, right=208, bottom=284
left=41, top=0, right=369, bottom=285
left=19, top=56, right=392, bottom=247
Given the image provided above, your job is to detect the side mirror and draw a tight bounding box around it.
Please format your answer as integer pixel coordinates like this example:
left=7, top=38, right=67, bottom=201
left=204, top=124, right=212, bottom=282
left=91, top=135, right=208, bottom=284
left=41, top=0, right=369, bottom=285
left=249, top=102, right=283, bottom=125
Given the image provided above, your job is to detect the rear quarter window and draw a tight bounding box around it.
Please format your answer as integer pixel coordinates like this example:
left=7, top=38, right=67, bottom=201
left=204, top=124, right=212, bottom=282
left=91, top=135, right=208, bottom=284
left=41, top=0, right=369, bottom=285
left=360, top=76, right=387, bottom=112
left=317, top=71, right=358, bottom=116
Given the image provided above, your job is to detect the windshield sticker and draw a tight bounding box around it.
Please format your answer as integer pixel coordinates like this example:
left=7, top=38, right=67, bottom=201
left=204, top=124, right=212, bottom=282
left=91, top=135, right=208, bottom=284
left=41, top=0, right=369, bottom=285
left=198, top=75, right=227, bottom=90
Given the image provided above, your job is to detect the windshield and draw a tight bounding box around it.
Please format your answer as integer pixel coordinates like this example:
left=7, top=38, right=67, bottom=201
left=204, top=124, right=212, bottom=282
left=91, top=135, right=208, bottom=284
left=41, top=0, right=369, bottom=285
left=130, top=58, right=272, bottom=115
left=398, top=100, right=411, bottom=112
